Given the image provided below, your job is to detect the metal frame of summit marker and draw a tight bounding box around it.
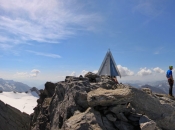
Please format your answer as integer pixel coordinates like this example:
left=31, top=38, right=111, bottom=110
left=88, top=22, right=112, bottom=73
left=98, top=50, right=121, bottom=78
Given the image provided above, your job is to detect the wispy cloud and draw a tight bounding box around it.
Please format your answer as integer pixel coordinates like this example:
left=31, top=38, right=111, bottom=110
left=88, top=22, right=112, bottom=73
left=133, top=0, right=165, bottom=17
left=132, top=0, right=166, bottom=25
left=14, top=72, right=29, bottom=78
left=0, top=0, right=102, bottom=48
left=14, top=69, right=41, bottom=78
left=26, top=50, right=61, bottom=58
left=0, top=43, right=13, bottom=50
left=154, top=47, right=164, bottom=55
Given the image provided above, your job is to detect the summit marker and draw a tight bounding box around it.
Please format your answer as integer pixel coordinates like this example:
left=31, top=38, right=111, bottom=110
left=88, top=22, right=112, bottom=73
left=98, top=50, right=121, bottom=77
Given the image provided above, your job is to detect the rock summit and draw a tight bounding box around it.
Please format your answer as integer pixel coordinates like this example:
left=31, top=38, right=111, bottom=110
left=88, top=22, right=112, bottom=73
left=30, top=73, right=175, bottom=130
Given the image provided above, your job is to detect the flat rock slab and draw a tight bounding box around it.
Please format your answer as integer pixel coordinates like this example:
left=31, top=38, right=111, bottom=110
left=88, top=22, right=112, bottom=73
left=87, top=88, right=132, bottom=107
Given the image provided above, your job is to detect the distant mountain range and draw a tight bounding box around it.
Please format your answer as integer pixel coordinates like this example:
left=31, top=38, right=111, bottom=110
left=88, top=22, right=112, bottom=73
left=127, top=80, right=174, bottom=94
left=0, top=77, right=173, bottom=96
left=140, top=84, right=167, bottom=94
left=0, top=78, right=31, bottom=92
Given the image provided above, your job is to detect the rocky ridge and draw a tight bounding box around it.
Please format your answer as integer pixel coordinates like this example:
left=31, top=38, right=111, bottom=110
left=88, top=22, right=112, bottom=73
left=30, top=73, right=175, bottom=130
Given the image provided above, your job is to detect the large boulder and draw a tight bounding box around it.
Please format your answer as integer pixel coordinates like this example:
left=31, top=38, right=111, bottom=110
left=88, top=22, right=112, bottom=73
left=87, top=87, right=132, bottom=106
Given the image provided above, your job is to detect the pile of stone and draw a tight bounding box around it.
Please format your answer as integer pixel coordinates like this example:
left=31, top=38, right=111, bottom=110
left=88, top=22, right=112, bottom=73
left=65, top=104, right=157, bottom=130
left=30, top=72, right=175, bottom=130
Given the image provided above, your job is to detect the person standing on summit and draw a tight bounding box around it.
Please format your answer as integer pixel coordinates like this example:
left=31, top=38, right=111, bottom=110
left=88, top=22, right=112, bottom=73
left=166, top=66, right=174, bottom=97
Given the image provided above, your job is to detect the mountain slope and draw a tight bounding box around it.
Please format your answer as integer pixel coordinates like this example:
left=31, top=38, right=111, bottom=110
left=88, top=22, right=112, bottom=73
left=0, top=100, right=30, bottom=130
left=0, top=78, right=31, bottom=92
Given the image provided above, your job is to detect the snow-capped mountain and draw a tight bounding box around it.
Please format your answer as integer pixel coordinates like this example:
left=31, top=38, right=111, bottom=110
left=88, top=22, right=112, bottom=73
left=0, top=78, right=31, bottom=92
left=0, top=91, right=38, bottom=114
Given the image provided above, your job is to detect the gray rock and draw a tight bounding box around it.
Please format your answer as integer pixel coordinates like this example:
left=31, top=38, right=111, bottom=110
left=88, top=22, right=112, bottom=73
left=102, top=116, right=116, bottom=130
left=139, top=115, right=151, bottom=123
left=116, top=113, right=128, bottom=122
left=128, top=113, right=142, bottom=122
left=84, top=72, right=100, bottom=83
left=130, top=88, right=175, bottom=130
left=64, top=108, right=105, bottom=130
left=65, top=76, right=89, bottom=83
left=142, top=88, right=152, bottom=94
left=87, top=88, right=132, bottom=107
left=139, top=115, right=156, bottom=130
left=140, top=121, right=156, bottom=130
left=114, top=121, right=134, bottom=130
left=109, top=104, right=131, bottom=114
left=105, top=113, right=116, bottom=122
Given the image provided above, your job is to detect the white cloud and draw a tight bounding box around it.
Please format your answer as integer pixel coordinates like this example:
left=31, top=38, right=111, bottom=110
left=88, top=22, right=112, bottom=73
left=71, top=71, right=76, bottom=76
left=0, top=0, right=102, bottom=48
left=30, top=69, right=41, bottom=77
left=153, top=67, right=164, bottom=73
left=137, top=67, right=152, bottom=76
left=26, top=50, right=61, bottom=58
left=117, top=65, right=134, bottom=77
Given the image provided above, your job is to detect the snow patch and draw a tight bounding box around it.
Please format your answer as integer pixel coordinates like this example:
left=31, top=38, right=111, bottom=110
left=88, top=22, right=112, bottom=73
left=0, top=91, right=38, bottom=114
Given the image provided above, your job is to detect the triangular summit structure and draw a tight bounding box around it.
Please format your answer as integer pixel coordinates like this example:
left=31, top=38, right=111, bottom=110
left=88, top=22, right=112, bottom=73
left=98, top=50, right=121, bottom=77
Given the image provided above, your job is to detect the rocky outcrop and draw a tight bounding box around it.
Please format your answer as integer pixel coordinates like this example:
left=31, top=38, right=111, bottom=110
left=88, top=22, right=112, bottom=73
left=31, top=77, right=175, bottom=130
left=0, top=100, right=30, bottom=130
left=141, top=84, right=166, bottom=94
left=84, top=72, right=100, bottom=82
left=30, top=87, right=40, bottom=96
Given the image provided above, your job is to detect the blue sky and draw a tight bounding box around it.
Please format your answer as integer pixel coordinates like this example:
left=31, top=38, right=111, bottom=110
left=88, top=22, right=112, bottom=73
left=0, top=0, right=175, bottom=87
